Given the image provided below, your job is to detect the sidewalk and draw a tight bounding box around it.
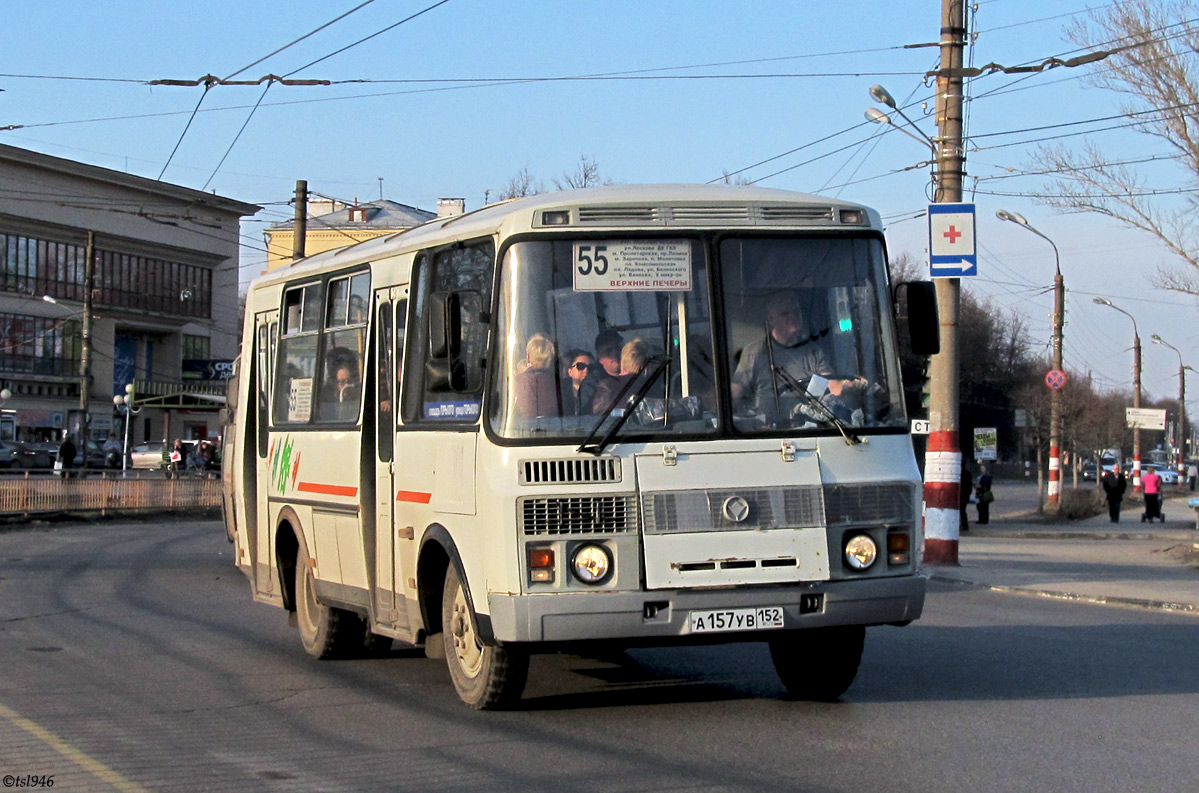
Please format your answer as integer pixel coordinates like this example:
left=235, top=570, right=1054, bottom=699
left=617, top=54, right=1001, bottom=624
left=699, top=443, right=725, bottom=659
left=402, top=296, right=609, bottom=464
left=930, top=489, right=1199, bottom=614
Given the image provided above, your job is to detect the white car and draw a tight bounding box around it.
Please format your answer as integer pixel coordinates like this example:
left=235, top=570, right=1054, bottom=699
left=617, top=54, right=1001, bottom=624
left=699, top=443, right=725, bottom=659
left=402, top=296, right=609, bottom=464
left=1156, top=467, right=1180, bottom=485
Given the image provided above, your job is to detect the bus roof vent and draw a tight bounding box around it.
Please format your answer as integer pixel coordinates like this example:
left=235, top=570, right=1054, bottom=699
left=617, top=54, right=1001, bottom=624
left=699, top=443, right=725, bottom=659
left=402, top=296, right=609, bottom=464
left=667, top=206, right=753, bottom=222
left=759, top=205, right=837, bottom=222
left=520, top=457, right=622, bottom=485
left=576, top=206, right=663, bottom=225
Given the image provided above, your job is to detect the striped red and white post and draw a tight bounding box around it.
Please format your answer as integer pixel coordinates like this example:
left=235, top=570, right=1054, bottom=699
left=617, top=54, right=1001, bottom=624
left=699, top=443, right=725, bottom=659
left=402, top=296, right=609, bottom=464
left=923, top=430, right=960, bottom=565
left=1047, top=444, right=1061, bottom=504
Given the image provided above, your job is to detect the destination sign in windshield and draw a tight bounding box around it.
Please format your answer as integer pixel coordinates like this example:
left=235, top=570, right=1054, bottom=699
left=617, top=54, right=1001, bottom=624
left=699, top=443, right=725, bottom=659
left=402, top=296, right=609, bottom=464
left=573, top=240, right=691, bottom=291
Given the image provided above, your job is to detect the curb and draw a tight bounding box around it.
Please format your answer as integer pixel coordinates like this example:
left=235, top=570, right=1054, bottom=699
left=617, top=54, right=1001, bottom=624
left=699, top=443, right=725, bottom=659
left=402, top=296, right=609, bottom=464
left=964, top=530, right=1195, bottom=541
left=928, top=573, right=1199, bottom=615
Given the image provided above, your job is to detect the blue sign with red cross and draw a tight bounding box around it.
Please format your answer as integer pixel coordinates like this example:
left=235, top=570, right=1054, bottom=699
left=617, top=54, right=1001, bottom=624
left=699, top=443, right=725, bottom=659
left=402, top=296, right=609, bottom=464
left=928, top=202, right=978, bottom=278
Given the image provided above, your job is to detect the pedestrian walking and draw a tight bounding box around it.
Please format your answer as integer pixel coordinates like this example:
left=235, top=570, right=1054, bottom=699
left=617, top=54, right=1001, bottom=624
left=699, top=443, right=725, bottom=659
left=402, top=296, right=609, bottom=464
left=1188, top=461, right=1197, bottom=491
left=1101, top=464, right=1126, bottom=523
left=1141, top=465, right=1163, bottom=523
left=57, top=433, right=77, bottom=478
left=169, top=439, right=186, bottom=477
left=975, top=465, right=993, bottom=525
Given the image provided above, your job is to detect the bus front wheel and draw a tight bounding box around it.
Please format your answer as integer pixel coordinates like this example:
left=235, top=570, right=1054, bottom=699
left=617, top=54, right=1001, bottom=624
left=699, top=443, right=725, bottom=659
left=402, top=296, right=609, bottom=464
left=295, top=535, right=363, bottom=659
left=769, top=625, right=865, bottom=702
left=441, top=565, right=528, bottom=709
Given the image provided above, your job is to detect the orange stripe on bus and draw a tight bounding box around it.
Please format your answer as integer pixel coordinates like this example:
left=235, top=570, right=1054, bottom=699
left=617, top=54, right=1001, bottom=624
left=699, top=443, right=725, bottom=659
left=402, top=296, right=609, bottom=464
left=396, top=490, right=432, bottom=504
left=296, top=482, right=358, bottom=497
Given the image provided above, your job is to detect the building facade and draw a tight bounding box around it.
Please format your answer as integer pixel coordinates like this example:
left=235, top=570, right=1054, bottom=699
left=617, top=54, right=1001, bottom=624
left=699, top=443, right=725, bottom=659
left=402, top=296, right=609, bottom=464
left=263, top=197, right=438, bottom=272
left=0, top=143, right=259, bottom=455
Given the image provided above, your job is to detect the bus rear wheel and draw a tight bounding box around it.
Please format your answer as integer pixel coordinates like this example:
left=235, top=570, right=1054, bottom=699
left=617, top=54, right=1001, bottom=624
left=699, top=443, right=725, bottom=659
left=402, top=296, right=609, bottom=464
left=441, top=565, right=527, bottom=709
left=769, top=625, right=865, bottom=702
left=295, top=535, right=364, bottom=659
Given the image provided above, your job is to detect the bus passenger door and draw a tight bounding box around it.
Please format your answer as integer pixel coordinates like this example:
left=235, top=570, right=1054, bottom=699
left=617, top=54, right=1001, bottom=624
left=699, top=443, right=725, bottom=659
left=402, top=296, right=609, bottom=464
left=373, top=290, right=408, bottom=629
left=253, top=311, right=280, bottom=602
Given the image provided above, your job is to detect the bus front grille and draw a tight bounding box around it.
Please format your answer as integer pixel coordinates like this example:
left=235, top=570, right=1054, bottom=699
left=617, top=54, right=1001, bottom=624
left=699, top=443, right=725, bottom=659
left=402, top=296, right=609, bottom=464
left=822, top=482, right=915, bottom=526
left=641, top=486, right=825, bottom=534
left=520, top=457, right=622, bottom=485
left=520, top=494, right=638, bottom=535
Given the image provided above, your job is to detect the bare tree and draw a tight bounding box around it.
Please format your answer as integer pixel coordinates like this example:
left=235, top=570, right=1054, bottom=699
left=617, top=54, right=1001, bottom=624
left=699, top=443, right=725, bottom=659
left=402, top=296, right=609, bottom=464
left=1029, top=0, right=1199, bottom=294
left=719, top=170, right=754, bottom=186
left=552, top=155, right=611, bottom=191
left=496, top=167, right=543, bottom=201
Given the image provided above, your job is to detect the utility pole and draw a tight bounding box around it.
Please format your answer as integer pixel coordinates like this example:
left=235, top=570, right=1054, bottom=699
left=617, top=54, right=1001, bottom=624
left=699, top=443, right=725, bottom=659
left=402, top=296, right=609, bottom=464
left=1132, top=331, right=1142, bottom=491
left=292, top=179, right=308, bottom=261
left=79, top=231, right=95, bottom=471
left=923, top=0, right=967, bottom=565
left=1048, top=267, right=1065, bottom=508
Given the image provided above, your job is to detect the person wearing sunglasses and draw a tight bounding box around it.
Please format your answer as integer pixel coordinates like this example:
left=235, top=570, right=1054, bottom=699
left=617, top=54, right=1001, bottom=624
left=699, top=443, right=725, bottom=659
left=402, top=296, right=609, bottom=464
left=561, top=349, right=597, bottom=416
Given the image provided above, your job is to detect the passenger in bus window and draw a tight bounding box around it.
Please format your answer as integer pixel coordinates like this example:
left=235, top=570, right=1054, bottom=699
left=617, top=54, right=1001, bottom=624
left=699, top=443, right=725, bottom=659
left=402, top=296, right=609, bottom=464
left=731, top=291, right=865, bottom=420
left=560, top=349, right=596, bottom=416
left=594, top=329, right=624, bottom=378
left=514, top=333, right=560, bottom=419
left=591, top=338, right=650, bottom=414
left=321, top=351, right=361, bottom=420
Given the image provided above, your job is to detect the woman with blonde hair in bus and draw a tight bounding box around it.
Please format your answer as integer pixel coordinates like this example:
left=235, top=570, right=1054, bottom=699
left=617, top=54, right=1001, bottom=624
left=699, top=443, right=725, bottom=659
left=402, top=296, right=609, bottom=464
left=591, top=337, right=652, bottom=414
left=514, top=333, right=560, bottom=419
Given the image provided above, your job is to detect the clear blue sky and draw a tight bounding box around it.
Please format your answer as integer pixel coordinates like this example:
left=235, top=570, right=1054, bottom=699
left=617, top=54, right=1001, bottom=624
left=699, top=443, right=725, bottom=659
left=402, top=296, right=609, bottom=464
left=2, top=0, right=1196, bottom=411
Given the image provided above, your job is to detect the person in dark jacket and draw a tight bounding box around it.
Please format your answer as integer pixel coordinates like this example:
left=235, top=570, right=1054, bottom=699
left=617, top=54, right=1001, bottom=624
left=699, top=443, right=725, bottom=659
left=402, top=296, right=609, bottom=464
left=1101, top=465, right=1127, bottom=523
left=58, top=434, right=77, bottom=478
left=975, top=465, right=993, bottom=525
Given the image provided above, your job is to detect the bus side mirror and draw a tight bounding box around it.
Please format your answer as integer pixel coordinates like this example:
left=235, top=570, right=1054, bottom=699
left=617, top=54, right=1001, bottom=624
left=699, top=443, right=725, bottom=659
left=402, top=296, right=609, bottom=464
left=894, top=281, right=940, bottom=356
left=428, top=291, right=462, bottom=360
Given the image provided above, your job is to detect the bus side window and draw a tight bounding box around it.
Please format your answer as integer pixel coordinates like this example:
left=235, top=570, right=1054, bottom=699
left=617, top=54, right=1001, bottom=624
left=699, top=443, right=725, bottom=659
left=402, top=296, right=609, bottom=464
left=404, top=242, right=493, bottom=423
left=275, top=284, right=321, bottom=424
left=317, top=272, right=369, bottom=423
left=376, top=301, right=393, bottom=461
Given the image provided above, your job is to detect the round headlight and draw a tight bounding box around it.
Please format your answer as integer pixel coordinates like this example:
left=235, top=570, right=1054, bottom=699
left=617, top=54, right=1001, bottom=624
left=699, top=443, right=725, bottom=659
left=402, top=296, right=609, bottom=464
left=571, top=544, right=613, bottom=584
left=844, top=534, right=878, bottom=571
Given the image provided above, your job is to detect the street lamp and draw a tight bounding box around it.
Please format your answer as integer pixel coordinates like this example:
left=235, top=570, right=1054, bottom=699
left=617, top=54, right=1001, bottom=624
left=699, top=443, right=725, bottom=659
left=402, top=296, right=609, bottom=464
left=113, top=384, right=141, bottom=476
left=864, top=86, right=937, bottom=154
left=1150, top=334, right=1189, bottom=480
left=997, top=209, right=1064, bottom=510
left=1094, top=297, right=1142, bottom=491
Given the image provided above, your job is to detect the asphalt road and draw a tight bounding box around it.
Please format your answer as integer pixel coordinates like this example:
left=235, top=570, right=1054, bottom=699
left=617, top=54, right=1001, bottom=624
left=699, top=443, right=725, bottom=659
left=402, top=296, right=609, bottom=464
left=2, top=519, right=1198, bottom=792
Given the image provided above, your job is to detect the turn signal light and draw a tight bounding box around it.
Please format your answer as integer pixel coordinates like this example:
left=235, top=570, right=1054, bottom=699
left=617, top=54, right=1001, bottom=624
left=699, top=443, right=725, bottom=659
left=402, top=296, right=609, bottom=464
left=887, top=531, right=911, bottom=566
left=528, top=546, right=555, bottom=583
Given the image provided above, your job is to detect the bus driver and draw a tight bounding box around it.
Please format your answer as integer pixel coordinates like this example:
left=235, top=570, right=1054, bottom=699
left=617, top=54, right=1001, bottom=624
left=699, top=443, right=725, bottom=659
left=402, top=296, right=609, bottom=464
left=731, top=290, right=864, bottom=421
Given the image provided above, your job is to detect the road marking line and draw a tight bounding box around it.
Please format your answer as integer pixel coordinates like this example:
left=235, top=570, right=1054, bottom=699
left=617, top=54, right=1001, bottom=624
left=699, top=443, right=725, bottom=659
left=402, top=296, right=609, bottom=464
left=0, top=701, right=150, bottom=793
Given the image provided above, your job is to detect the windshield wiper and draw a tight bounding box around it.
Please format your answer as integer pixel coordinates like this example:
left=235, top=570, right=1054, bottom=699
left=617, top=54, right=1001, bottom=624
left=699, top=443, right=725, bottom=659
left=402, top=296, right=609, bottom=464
left=577, top=355, right=671, bottom=456
left=770, top=365, right=861, bottom=446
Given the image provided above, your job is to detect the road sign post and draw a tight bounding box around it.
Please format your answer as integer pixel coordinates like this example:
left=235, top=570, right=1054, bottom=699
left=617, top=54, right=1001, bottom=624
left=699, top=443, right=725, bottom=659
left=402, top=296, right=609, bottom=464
left=928, top=203, right=977, bottom=278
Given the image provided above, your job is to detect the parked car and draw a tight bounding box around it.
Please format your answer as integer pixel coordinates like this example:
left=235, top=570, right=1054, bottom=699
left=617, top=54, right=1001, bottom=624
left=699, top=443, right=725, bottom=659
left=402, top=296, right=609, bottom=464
left=0, top=440, right=23, bottom=469
left=11, top=441, right=54, bottom=469
left=1156, top=467, right=1180, bottom=485
left=129, top=441, right=167, bottom=470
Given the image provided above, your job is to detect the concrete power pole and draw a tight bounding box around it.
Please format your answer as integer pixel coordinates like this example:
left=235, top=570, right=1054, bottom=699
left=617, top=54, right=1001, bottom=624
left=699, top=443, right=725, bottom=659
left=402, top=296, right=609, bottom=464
left=923, top=0, right=968, bottom=565
left=292, top=180, right=308, bottom=261
left=1048, top=269, right=1064, bottom=508
left=79, top=231, right=95, bottom=470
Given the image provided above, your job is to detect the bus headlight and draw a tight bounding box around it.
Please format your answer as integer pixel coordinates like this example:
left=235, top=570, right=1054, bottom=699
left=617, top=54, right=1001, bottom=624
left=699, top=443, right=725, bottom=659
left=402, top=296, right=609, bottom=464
left=844, top=534, right=878, bottom=571
left=570, top=544, right=613, bottom=584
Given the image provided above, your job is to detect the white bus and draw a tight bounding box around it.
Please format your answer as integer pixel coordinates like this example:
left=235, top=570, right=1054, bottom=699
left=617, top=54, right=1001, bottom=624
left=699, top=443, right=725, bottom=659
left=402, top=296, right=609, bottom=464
left=224, top=184, right=938, bottom=709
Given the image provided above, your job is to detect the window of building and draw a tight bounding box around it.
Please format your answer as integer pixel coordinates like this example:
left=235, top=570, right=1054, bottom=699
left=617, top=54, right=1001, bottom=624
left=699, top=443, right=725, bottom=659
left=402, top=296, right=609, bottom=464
left=182, top=334, right=211, bottom=361
left=0, top=232, right=214, bottom=318
left=0, top=312, right=83, bottom=376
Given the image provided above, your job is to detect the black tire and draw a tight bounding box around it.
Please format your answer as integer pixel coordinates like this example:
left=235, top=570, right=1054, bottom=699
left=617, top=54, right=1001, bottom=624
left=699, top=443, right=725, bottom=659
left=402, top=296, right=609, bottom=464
left=441, top=564, right=528, bottom=709
left=769, top=625, right=866, bottom=702
left=294, top=533, right=367, bottom=659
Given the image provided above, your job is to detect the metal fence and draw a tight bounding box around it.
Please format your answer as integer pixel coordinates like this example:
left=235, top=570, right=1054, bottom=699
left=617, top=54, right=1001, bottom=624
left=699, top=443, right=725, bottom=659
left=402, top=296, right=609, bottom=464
left=0, top=472, right=221, bottom=517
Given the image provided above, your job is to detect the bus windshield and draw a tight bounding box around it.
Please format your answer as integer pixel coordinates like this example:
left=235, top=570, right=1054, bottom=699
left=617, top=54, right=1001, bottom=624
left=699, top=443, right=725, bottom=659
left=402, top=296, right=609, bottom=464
left=720, top=236, right=905, bottom=434
left=488, top=235, right=905, bottom=441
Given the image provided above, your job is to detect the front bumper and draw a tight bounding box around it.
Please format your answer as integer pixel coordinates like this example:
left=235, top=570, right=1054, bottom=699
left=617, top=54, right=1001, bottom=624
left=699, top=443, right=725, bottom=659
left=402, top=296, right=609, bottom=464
left=486, top=574, right=924, bottom=643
